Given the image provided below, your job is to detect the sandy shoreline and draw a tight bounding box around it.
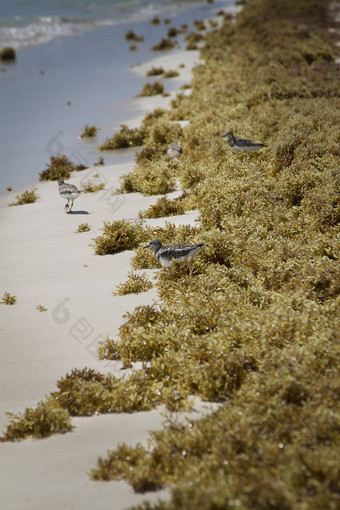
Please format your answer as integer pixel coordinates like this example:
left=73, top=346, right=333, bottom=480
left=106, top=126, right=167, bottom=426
left=0, top=3, right=231, bottom=506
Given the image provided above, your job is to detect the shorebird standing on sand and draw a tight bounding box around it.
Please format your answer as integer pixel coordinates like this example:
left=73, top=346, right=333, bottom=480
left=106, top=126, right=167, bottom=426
left=143, top=239, right=204, bottom=267
left=222, top=130, right=267, bottom=153
left=58, top=180, right=80, bottom=213
left=167, top=141, right=183, bottom=160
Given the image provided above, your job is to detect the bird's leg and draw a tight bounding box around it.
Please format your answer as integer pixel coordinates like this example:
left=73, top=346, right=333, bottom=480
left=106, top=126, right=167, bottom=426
left=69, top=199, right=74, bottom=212
left=64, top=201, right=69, bottom=212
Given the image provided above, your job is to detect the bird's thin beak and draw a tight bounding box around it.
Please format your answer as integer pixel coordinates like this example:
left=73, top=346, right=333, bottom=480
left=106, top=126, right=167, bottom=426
left=143, top=243, right=151, bottom=249
left=221, top=132, right=227, bottom=138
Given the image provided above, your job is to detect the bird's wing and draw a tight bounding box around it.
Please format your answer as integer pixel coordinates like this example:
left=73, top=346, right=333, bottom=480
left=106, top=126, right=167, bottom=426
left=236, top=138, right=265, bottom=147
left=59, top=184, right=80, bottom=194
left=159, top=244, right=202, bottom=259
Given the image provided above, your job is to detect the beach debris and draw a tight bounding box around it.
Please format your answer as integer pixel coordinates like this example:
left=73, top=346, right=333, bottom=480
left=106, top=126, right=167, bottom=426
left=125, top=30, right=144, bottom=43
left=194, top=19, right=206, bottom=31
left=113, top=272, right=153, bottom=296
left=100, top=124, right=145, bottom=150
left=36, top=305, right=48, bottom=312
left=143, top=239, right=204, bottom=267
left=167, top=27, right=181, bottom=38
left=80, top=125, right=98, bottom=138
left=75, top=223, right=91, bottom=233
left=221, top=130, right=267, bottom=153
left=92, top=219, right=141, bottom=255
left=152, top=38, right=176, bottom=51
left=163, top=69, right=180, bottom=78
left=8, top=187, right=39, bottom=206
left=94, top=156, right=105, bottom=166
left=1, top=292, right=16, bottom=305
left=137, top=81, right=164, bottom=97
left=138, top=195, right=186, bottom=219
left=146, top=66, right=164, bottom=76
left=150, top=16, right=160, bottom=25
left=0, top=46, right=16, bottom=61
left=58, top=180, right=80, bottom=213
left=80, top=180, right=105, bottom=193
left=39, top=154, right=77, bottom=181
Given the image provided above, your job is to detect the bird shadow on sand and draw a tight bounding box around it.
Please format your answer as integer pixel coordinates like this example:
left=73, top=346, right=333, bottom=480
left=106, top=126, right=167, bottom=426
left=67, top=210, right=89, bottom=215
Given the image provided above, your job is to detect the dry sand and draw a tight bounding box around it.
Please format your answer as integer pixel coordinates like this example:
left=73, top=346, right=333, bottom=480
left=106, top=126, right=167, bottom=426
left=0, top=47, right=211, bottom=510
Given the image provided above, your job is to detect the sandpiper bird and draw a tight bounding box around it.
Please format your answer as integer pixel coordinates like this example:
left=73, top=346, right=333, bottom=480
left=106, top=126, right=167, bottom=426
left=167, top=141, right=183, bottom=160
left=143, top=239, right=204, bottom=267
left=58, top=179, right=80, bottom=212
left=222, top=130, right=267, bottom=153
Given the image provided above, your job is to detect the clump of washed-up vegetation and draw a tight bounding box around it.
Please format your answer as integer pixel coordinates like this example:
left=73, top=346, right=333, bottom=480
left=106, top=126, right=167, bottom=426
left=150, top=16, right=160, bottom=25
left=92, top=220, right=144, bottom=255
left=0, top=46, right=16, bottom=61
left=80, top=125, right=98, bottom=137
left=36, top=305, right=48, bottom=312
left=8, top=187, right=40, bottom=206
left=113, top=272, right=153, bottom=296
left=1, top=292, right=17, bottom=305
left=146, top=66, right=165, bottom=76
left=185, top=31, right=205, bottom=45
left=152, top=38, right=176, bottom=51
left=138, top=195, right=187, bottom=218
left=75, top=223, right=91, bottom=233
left=0, top=402, right=73, bottom=441
left=116, top=160, right=176, bottom=195
left=100, top=124, right=146, bottom=150
left=39, top=154, right=77, bottom=181
left=137, top=81, right=164, bottom=97
left=115, top=119, right=183, bottom=195
left=125, top=30, right=144, bottom=42
left=80, top=180, right=105, bottom=193
left=193, top=19, right=206, bottom=31
left=163, top=70, right=180, bottom=78
left=2, top=0, right=340, bottom=508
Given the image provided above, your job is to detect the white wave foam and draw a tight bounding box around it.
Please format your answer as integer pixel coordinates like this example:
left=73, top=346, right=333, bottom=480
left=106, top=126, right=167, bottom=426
left=0, top=16, right=118, bottom=50
left=0, top=0, right=205, bottom=51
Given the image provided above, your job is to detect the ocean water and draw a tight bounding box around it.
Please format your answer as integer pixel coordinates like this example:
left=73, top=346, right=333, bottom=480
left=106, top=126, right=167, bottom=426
left=0, top=0, right=204, bottom=49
